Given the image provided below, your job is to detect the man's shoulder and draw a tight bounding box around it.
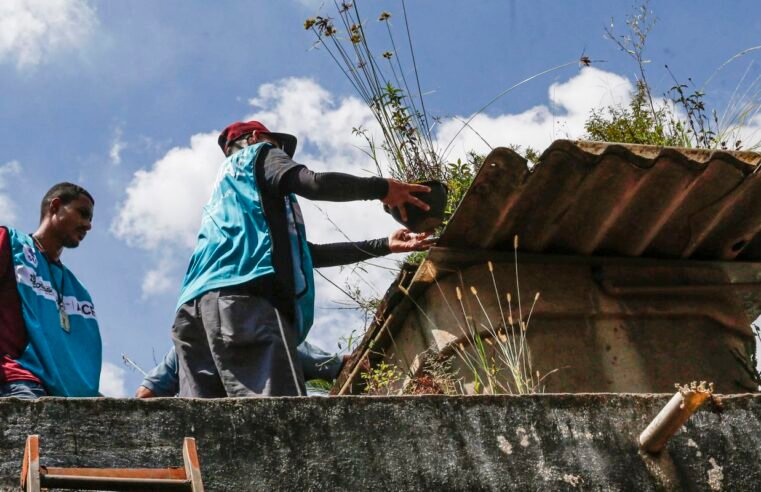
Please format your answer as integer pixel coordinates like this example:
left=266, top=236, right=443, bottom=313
left=0, top=227, right=31, bottom=250
left=1, top=226, right=23, bottom=238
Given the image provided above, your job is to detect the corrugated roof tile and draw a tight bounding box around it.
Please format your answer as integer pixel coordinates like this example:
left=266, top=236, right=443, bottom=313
left=440, top=140, right=761, bottom=261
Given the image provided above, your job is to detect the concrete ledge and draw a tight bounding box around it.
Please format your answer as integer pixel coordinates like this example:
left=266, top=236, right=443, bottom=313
left=1, top=394, right=759, bottom=490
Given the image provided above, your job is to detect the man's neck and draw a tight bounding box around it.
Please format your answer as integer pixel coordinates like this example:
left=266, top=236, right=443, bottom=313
left=32, top=227, right=63, bottom=263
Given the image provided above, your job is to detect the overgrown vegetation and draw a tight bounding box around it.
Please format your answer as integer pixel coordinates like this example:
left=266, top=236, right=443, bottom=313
left=361, top=360, right=403, bottom=395
left=305, top=2, right=442, bottom=182
left=587, top=0, right=761, bottom=150
left=402, top=350, right=459, bottom=395
left=398, top=236, right=557, bottom=396
left=450, top=238, right=555, bottom=395
left=585, top=82, right=682, bottom=146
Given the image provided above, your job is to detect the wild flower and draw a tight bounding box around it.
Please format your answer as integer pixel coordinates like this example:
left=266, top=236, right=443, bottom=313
left=399, top=235, right=558, bottom=395
left=361, top=360, right=403, bottom=395
left=305, top=1, right=442, bottom=182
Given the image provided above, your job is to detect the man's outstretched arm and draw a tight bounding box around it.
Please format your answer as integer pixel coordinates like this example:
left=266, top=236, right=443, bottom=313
left=264, top=149, right=431, bottom=220
left=309, top=229, right=435, bottom=268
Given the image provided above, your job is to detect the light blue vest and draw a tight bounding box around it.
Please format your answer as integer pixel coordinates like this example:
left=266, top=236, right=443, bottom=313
left=8, top=228, right=101, bottom=397
left=177, top=143, right=316, bottom=343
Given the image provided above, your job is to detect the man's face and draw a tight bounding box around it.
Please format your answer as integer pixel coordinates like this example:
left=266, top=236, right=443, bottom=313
left=51, top=195, right=94, bottom=248
left=250, top=132, right=283, bottom=149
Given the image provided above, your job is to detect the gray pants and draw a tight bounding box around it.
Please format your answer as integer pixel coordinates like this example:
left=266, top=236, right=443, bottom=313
left=171, top=286, right=306, bottom=397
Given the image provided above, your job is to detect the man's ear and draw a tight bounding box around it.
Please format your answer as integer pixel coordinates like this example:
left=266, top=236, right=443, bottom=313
left=48, top=197, right=62, bottom=216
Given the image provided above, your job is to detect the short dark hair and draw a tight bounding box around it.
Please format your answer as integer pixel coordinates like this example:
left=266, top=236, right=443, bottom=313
left=40, top=183, right=95, bottom=222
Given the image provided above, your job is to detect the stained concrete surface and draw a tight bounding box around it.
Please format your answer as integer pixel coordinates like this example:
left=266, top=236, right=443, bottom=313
left=0, top=394, right=759, bottom=491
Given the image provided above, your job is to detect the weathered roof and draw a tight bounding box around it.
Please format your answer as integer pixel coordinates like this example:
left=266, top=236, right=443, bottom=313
left=441, top=140, right=761, bottom=261
left=335, top=140, right=761, bottom=394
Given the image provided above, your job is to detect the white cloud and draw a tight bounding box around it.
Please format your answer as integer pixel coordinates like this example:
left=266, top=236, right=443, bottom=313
left=243, top=78, right=402, bottom=254
left=436, top=67, right=634, bottom=159
left=113, top=68, right=640, bottom=342
left=109, top=127, right=125, bottom=166
left=99, top=361, right=128, bottom=397
left=0, top=0, right=98, bottom=69
left=294, top=0, right=323, bottom=9
left=111, top=131, right=220, bottom=250
left=0, top=160, right=22, bottom=224
left=140, top=254, right=182, bottom=298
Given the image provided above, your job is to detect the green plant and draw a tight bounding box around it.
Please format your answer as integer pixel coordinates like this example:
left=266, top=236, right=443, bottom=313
left=605, top=0, right=660, bottom=129
left=305, top=2, right=441, bottom=182
left=446, top=237, right=556, bottom=395
left=599, top=1, right=761, bottom=150
left=306, top=379, right=335, bottom=395
left=585, top=81, right=682, bottom=146
left=306, top=2, right=581, bottom=181
left=443, top=153, right=480, bottom=221
left=401, top=235, right=558, bottom=395
left=403, top=350, right=460, bottom=395
left=403, top=152, right=482, bottom=266
left=361, top=360, right=403, bottom=395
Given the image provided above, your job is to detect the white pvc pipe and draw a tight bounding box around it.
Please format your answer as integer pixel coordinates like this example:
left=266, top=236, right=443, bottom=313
left=639, top=390, right=711, bottom=453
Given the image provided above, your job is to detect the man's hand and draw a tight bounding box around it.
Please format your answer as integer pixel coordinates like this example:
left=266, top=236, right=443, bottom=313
left=135, top=386, right=156, bottom=399
left=382, top=179, right=431, bottom=222
left=388, top=228, right=436, bottom=253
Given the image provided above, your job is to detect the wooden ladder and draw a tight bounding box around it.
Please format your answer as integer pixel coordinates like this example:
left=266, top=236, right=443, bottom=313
left=20, top=435, right=204, bottom=491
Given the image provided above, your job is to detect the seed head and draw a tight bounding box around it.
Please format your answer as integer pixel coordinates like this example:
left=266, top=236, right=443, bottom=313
left=304, top=18, right=316, bottom=30
left=379, top=11, right=391, bottom=21
left=382, top=51, right=393, bottom=59
left=514, top=235, right=519, bottom=250
left=456, top=286, right=462, bottom=300
left=470, top=286, right=478, bottom=296
left=487, top=260, right=494, bottom=272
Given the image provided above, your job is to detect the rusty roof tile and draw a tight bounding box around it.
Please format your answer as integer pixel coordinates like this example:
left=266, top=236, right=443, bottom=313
left=440, top=140, right=761, bottom=261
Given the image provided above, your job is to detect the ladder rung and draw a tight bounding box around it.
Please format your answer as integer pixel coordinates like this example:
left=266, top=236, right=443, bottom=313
left=21, top=435, right=204, bottom=491
left=42, top=474, right=191, bottom=491
left=43, top=467, right=187, bottom=480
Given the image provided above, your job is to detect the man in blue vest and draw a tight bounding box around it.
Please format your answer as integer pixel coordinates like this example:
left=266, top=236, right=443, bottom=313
left=0, top=183, right=101, bottom=398
left=173, top=120, right=433, bottom=397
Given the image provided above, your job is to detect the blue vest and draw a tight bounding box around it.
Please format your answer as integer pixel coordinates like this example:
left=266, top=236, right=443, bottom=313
left=177, top=143, right=316, bottom=343
left=8, top=228, right=101, bottom=396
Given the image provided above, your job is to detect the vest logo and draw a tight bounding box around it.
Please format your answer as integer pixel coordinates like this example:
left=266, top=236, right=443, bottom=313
left=14, top=265, right=98, bottom=320
left=23, top=245, right=38, bottom=268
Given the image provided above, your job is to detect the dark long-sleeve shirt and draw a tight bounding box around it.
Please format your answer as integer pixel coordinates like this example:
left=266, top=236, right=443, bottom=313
left=254, top=147, right=392, bottom=319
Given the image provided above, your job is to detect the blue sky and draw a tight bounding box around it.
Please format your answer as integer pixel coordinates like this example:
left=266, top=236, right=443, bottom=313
left=1, top=0, right=760, bottom=396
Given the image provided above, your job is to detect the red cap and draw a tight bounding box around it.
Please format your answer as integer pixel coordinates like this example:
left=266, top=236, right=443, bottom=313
left=217, top=120, right=298, bottom=158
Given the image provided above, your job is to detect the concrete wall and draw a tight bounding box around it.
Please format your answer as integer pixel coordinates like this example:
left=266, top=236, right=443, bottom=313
left=1, top=394, right=760, bottom=491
